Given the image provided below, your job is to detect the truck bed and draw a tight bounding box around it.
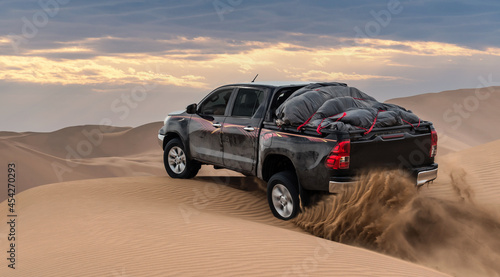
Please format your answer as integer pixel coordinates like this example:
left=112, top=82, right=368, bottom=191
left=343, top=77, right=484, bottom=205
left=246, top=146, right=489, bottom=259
left=261, top=121, right=437, bottom=191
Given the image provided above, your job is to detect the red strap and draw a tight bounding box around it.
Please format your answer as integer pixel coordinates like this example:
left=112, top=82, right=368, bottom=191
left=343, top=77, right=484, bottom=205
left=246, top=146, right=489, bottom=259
left=316, top=118, right=327, bottom=134
left=316, top=112, right=346, bottom=135
left=402, top=118, right=421, bottom=129
left=297, top=112, right=317, bottom=131
left=336, top=112, right=347, bottom=122
left=364, top=111, right=380, bottom=135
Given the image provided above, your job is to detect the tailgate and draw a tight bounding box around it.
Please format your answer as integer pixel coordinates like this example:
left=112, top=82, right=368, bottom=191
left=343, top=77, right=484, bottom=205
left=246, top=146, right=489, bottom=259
left=349, top=128, right=435, bottom=171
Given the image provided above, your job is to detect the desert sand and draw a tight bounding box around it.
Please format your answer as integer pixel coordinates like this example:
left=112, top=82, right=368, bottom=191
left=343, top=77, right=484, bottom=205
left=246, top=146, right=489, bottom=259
left=0, top=176, right=449, bottom=277
left=1, top=87, right=500, bottom=276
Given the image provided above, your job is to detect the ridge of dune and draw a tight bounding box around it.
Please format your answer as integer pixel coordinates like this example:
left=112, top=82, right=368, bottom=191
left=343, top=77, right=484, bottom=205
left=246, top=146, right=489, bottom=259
left=0, top=122, right=161, bottom=157
left=0, top=176, right=448, bottom=277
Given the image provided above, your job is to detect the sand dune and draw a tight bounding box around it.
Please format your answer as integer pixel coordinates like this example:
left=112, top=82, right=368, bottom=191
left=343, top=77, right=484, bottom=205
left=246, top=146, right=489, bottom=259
left=1, top=87, right=500, bottom=276
left=0, top=122, right=241, bottom=201
left=0, top=123, right=156, bottom=159
left=387, top=86, right=500, bottom=154
left=0, top=122, right=164, bottom=200
left=2, top=130, right=500, bottom=276
left=0, top=176, right=447, bottom=277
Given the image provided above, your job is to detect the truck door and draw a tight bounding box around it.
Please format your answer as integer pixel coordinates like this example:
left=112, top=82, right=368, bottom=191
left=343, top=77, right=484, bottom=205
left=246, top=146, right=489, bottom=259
left=189, top=87, right=235, bottom=165
left=222, top=87, right=266, bottom=174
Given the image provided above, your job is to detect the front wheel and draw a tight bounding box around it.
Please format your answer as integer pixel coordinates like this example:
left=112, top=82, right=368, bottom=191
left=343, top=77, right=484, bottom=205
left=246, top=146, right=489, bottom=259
left=164, top=138, right=200, bottom=179
left=267, top=171, right=300, bottom=220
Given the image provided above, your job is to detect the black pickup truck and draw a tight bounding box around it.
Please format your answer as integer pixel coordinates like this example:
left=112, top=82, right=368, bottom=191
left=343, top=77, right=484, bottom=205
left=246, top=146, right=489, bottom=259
left=158, top=82, right=438, bottom=220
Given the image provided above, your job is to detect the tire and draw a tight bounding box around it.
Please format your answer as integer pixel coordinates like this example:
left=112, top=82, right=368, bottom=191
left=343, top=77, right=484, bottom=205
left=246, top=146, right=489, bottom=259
left=163, top=138, right=200, bottom=179
left=267, top=171, right=300, bottom=220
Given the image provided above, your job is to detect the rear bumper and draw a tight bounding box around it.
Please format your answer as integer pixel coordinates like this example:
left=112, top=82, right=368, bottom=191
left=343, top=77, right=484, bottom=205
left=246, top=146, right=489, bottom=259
left=328, top=164, right=438, bottom=193
left=416, top=167, right=438, bottom=186
left=329, top=179, right=358, bottom=193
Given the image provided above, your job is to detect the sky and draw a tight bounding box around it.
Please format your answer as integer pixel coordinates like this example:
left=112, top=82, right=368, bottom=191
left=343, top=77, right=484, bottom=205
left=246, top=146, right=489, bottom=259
left=1, top=0, right=500, bottom=131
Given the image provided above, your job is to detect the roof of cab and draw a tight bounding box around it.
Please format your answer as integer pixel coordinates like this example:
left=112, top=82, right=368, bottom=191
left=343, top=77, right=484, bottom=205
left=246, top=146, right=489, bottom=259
left=225, top=81, right=312, bottom=88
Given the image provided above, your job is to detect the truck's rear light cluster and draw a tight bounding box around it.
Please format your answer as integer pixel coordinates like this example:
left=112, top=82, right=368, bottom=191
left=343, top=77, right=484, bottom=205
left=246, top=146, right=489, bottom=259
left=326, top=140, right=350, bottom=170
left=430, top=130, right=438, bottom=158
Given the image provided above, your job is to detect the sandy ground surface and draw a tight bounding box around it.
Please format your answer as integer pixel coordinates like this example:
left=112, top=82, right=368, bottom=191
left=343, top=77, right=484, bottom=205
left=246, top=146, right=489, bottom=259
left=1, top=87, right=500, bottom=276
left=0, top=176, right=449, bottom=277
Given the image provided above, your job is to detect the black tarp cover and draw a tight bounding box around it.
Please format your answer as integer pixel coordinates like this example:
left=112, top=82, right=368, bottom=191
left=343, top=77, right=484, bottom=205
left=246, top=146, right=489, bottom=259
left=275, top=83, right=421, bottom=134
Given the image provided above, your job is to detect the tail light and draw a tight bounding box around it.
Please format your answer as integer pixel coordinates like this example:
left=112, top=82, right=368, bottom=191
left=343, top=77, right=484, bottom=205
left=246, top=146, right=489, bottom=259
left=326, top=140, right=350, bottom=169
left=430, top=130, right=438, bottom=157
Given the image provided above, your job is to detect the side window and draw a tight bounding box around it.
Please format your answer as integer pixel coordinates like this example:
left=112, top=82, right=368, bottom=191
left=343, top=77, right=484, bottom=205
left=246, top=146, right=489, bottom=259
left=232, top=88, right=264, bottom=117
left=198, top=88, right=233, bottom=115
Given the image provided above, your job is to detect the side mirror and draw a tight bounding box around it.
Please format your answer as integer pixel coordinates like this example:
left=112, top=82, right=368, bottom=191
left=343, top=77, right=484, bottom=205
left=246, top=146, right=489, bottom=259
left=186, top=103, right=197, bottom=114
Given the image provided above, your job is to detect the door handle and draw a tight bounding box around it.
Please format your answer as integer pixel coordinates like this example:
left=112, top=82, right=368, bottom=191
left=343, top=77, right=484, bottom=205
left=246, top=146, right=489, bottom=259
left=243, top=126, right=255, bottom=132
left=212, top=123, right=222, bottom=128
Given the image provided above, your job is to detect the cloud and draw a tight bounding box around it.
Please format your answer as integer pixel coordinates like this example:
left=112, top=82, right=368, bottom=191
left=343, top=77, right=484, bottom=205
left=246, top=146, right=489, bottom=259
left=2, top=34, right=500, bottom=92
left=0, top=53, right=208, bottom=88
left=288, top=70, right=401, bottom=81
left=2, top=0, right=500, bottom=53
left=346, top=38, right=500, bottom=57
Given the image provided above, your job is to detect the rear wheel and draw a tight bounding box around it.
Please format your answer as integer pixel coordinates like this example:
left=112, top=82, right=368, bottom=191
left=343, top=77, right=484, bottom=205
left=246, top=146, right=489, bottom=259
left=164, top=138, right=200, bottom=179
left=267, top=171, right=300, bottom=220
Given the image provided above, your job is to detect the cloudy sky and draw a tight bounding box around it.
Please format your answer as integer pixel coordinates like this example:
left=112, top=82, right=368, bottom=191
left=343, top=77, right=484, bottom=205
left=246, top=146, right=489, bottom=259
left=1, top=0, right=500, bottom=131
